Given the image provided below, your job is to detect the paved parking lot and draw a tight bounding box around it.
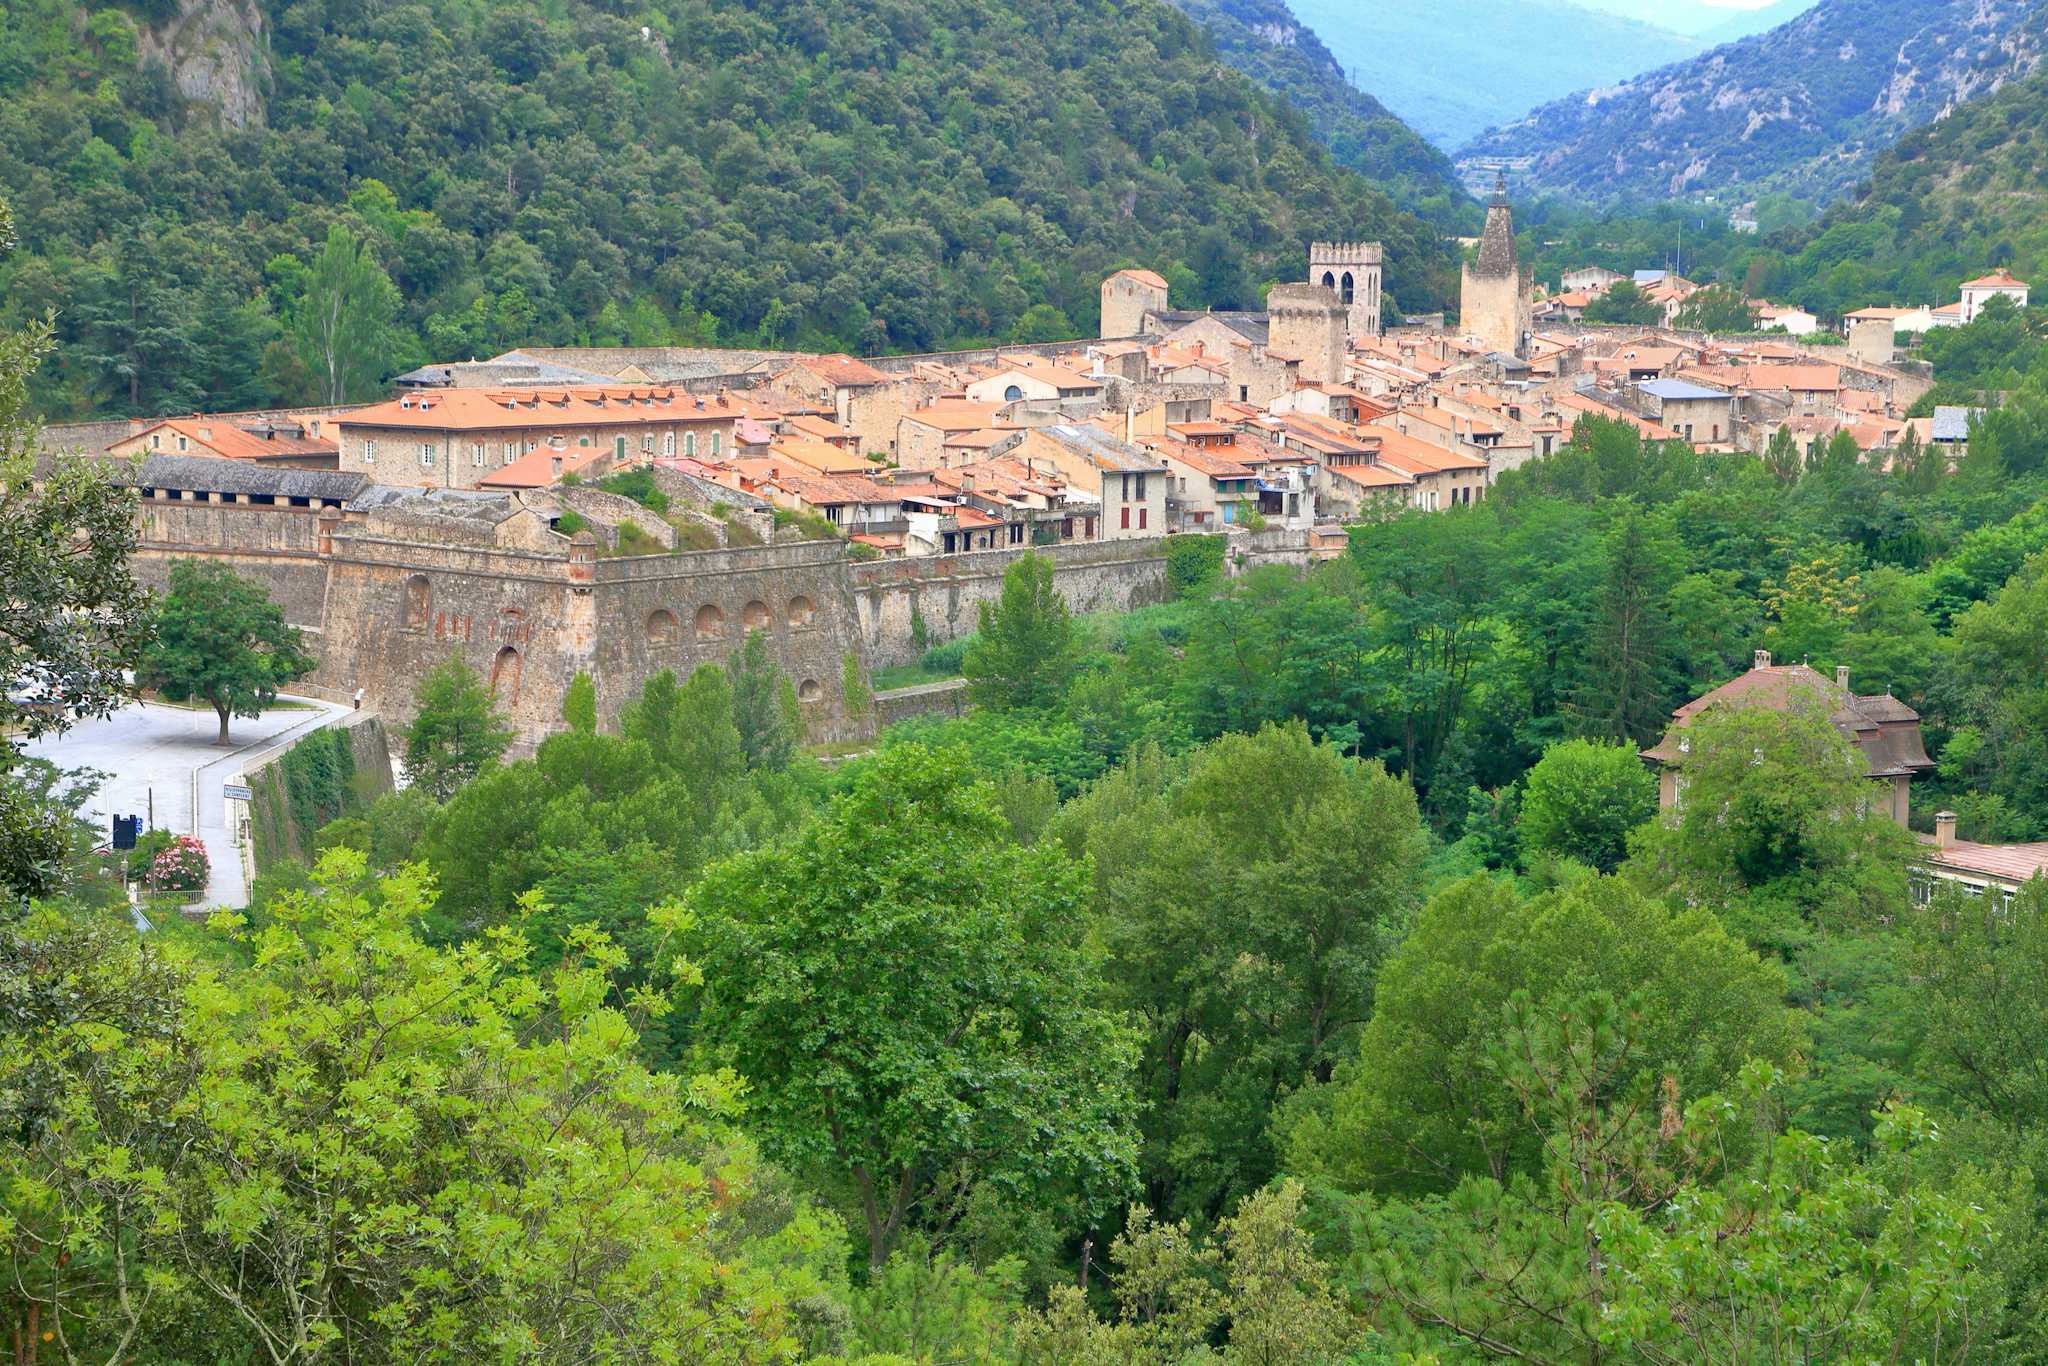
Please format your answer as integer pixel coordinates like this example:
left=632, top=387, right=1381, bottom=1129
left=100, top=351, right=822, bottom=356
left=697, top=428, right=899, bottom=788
left=26, top=696, right=350, bottom=909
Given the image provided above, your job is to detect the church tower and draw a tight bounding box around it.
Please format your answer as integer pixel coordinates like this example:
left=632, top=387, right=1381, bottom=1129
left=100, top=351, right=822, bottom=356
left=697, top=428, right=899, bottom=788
left=1460, top=173, right=1532, bottom=358
left=1309, top=241, right=1383, bottom=340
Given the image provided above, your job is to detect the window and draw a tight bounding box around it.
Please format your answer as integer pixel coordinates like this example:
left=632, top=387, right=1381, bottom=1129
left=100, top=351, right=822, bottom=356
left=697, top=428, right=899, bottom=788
left=662, top=431, right=676, bottom=456
left=711, top=432, right=722, bottom=457
left=1138, top=507, right=1148, bottom=530
left=641, top=434, right=653, bottom=454
left=176, top=435, right=188, bottom=452
left=1004, top=384, right=1023, bottom=401
left=685, top=433, right=696, bottom=458
left=472, top=443, right=485, bottom=467
left=420, top=443, right=436, bottom=468
left=1121, top=507, right=1130, bottom=530
left=150, top=433, right=161, bottom=449
left=1135, top=474, right=1147, bottom=498
left=363, top=440, right=377, bottom=465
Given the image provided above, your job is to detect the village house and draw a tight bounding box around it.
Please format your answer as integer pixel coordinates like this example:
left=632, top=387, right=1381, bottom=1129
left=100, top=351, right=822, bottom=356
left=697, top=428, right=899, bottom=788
left=1752, top=302, right=1819, bottom=336
left=1641, top=652, right=1933, bottom=826
left=963, top=357, right=1106, bottom=405
left=336, top=387, right=747, bottom=490
left=1635, top=377, right=1736, bottom=446
left=894, top=401, right=1013, bottom=470
left=1560, top=266, right=1626, bottom=295
left=1007, top=425, right=1168, bottom=540
left=1359, top=421, right=1490, bottom=510
left=110, top=416, right=341, bottom=469
left=1959, top=270, right=2030, bottom=323
left=1150, top=437, right=1261, bottom=530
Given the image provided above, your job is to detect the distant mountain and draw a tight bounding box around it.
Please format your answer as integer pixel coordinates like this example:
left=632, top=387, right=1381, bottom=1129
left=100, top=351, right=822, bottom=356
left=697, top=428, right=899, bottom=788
left=1288, top=0, right=1699, bottom=150
left=1566, top=0, right=1818, bottom=39
left=1700, top=0, right=1820, bottom=44
left=1162, top=0, right=1466, bottom=209
left=1461, top=0, right=2044, bottom=204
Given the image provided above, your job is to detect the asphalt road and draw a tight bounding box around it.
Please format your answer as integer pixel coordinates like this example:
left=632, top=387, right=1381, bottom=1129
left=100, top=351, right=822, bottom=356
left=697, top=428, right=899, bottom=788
left=27, top=696, right=350, bottom=910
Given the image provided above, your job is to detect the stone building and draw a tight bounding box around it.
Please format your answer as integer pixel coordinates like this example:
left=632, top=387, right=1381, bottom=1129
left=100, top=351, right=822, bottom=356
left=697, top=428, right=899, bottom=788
left=1309, top=240, right=1384, bottom=340
left=1460, top=174, right=1533, bottom=359
left=1100, top=268, right=1171, bottom=339
left=1641, top=652, right=1934, bottom=826
left=336, top=388, right=748, bottom=490
left=1264, top=283, right=1348, bottom=387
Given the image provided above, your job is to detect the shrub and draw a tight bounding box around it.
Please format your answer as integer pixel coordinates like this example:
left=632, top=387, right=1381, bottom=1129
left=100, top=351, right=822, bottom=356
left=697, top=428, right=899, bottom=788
left=594, top=468, right=670, bottom=513
left=613, top=521, right=665, bottom=557
left=146, top=834, right=209, bottom=893
left=1164, top=534, right=1226, bottom=599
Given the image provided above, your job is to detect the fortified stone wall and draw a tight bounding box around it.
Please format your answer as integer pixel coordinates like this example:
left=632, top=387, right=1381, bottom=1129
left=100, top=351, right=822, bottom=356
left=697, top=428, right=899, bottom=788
left=587, top=541, right=868, bottom=745
left=133, top=496, right=332, bottom=631
left=850, top=537, right=1174, bottom=668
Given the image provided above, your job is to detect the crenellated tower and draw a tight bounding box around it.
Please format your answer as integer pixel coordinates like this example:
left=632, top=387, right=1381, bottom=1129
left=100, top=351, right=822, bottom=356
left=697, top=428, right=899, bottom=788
left=1309, top=240, right=1384, bottom=340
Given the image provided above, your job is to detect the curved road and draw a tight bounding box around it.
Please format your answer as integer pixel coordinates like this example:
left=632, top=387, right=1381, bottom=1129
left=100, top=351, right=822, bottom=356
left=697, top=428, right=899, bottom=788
left=28, top=695, right=352, bottom=911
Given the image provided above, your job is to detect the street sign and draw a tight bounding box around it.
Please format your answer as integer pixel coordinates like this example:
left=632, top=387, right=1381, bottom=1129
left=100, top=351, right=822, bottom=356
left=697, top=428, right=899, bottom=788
left=222, top=783, right=253, bottom=801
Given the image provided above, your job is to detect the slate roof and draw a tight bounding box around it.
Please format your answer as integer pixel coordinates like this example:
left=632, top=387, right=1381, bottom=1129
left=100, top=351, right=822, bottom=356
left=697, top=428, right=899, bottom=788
left=1930, top=406, right=1981, bottom=442
left=131, top=455, right=366, bottom=501
left=1042, top=424, right=1168, bottom=473
left=1639, top=378, right=1733, bottom=401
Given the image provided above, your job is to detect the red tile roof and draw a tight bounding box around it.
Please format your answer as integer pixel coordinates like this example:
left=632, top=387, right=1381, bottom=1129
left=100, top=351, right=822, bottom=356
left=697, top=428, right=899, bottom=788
left=344, top=386, right=746, bottom=432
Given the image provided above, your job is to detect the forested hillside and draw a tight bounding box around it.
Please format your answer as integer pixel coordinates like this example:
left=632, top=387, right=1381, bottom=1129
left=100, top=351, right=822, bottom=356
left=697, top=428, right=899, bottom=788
left=1463, top=0, right=2042, bottom=204
left=0, top=0, right=1456, bottom=420
left=1775, top=43, right=2048, bottom=313
left=1161, top=0, right=1465, bottom=217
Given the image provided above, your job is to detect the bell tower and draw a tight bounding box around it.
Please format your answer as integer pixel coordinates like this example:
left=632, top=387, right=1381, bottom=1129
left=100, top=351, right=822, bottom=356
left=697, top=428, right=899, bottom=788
left=1308, top=240, right=1384, bottom=340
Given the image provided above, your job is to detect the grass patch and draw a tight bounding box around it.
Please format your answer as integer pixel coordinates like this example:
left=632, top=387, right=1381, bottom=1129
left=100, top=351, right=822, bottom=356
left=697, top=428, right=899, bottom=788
left=872, top=664, right=967, bottom=691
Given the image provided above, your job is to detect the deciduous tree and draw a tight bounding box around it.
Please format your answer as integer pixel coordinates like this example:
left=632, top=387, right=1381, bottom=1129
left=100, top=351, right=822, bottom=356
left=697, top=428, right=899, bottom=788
left=684, top=743, right=1141, bottom=1267
left=964, top=552, right=1078, bottom=711
left=136, top=562, right=314, bottom=744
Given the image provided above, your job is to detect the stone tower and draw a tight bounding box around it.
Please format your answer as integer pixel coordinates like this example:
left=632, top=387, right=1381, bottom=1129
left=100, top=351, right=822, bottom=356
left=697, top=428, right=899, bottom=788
left=1266, top=282, right=1347, bottom=386
left=1460, top=173, right=1532, bottom=358
left=1309, top=241, right=1384, bottom=340
left=1100, top=268, right=1170, bottom=339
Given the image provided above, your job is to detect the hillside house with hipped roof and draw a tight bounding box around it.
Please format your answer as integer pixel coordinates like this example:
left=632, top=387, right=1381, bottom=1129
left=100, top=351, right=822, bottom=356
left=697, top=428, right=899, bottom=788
left=1006, top=425, right=1167, bottom=540
left=1641, top=651, right=1933, bottom=827
left=111, top=416, right=340, bottom=469
left=1960, top=270, right=2030, bottom=323
left=338, top=387, right=746, bottom=490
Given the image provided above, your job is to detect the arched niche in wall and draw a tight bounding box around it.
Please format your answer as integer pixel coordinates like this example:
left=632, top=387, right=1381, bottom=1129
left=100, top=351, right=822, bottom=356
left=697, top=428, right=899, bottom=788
left=695, top=604, right=725, bottom=639
left=490, top=646, right=522, bottom=703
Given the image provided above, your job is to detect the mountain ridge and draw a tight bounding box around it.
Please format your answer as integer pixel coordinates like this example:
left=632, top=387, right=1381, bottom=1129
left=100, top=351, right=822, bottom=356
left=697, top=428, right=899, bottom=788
left=1459, top=0, right=2043, bottom=204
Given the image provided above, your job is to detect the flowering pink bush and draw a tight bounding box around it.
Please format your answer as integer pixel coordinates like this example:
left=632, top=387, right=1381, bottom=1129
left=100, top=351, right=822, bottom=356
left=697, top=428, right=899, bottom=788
left=147, top=835, right=210, bottom=893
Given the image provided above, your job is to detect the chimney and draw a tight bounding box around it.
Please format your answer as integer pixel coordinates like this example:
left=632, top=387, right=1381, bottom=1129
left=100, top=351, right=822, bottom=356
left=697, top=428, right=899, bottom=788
left=1935, top=811, right=1958, bottom=850
left=1836, top=664, right=1851, bottom=691
left=1753, top=649, right=1772, bottom=670
left=550, top=456, right=562, bottom=479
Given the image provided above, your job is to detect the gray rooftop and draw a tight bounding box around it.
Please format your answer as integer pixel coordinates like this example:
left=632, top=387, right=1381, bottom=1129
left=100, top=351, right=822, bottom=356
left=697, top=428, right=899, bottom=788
left=131, top=455, right=366, bottom=501
left=1639, top=377, right=1733, bottom=402
left=1042, top=424, right=1169, bottom=473
left=347, top=484, right=526, bottom=524
left=1930, top=406, right=1982, bottom=442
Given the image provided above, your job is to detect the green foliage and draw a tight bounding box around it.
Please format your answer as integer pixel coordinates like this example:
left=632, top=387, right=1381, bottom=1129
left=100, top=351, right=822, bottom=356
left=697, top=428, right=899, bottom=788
left=1581, top=278, right=1661, bottom=325
left=1626, top=703, right=1915, bottom=945
left=728, top=629, right=803, bottom=770
left=561, top=669, right=597, bottom=734
left=290, top=223, right=401, bottom=404
left=401, top=657, right=515, bottom=801
left=1291, top=874, right=1801, bottom=1195
left=1015, top=1181, right=1353, bottom=1362
left=1344, top=992, right=2004, bottom=1363
left=1, top=856, right=838, bottom=1360
left=593, top=467, right=670, bottom=513
left=964, top=553, right=1079, bottom=711
left=684, top=744, right=1141, bottom=1267
left=248, top=724, right=377, bottom=869
left=841, top=651, right=870, bottom=723
left=1517, top=738, right=1657, bottom=873
left=136, top=561, right=314, bottom=745
left=1163, top=532, right=1226, bottom=599
left=1049, top=724, right=1424, bottom=1221
left=1673, top=281, right=1759, bottom=333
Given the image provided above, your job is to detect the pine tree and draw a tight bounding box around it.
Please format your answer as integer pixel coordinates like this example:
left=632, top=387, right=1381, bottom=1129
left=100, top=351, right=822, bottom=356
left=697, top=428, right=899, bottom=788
left=402, top=658, right=515, bottom=801
left=727, top=631, right=801, bottom=771
left=963, top=553, right=1078, bottom=711
left=1572, top=506, right=1679, bottom=746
